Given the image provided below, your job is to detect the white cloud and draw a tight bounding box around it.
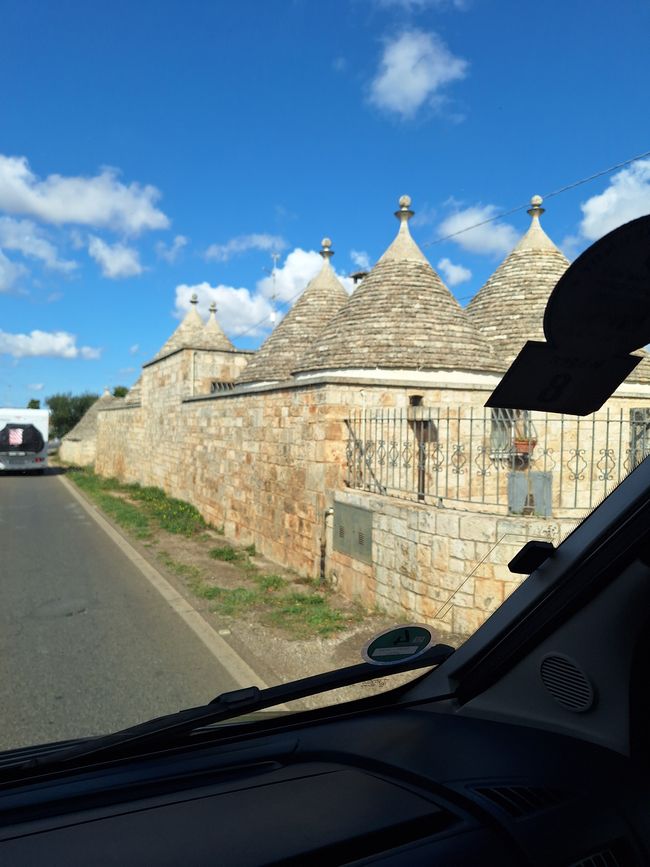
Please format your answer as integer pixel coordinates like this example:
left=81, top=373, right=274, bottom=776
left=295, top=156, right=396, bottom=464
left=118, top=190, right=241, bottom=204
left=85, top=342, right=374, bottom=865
left=257, top=247, right=354, bottom=300
left=88, top=236, right=143, bottom=279
left=0, top=155, right=169, bottom=235
left=372, top=0, right=466, bottom=8
left=27, top=383, right=44, bottom=391
left=0, top=329, right=101, bottom=359
left=205, top=233, right=287, bottom=263
left=0, top=217, right=77, bottom=272
left=369, top=30, right=468, bottom=119
left=129, top=343, right=140, bottom=355
left=437, top=256, right=472, bottom=286
left=0, top=249, right=27, bottom=292
left=46, top=291, right=63, bottom=303
left=174, top=246, right=354, bottom=338
left=411, top=204, right=436, bottom=227
left=350, top=250, right=371, bottom=270
left=578, top=158, right=650, bottom=241
left=175, top=282, right=277, bottom=337
left=332, top=56, right=348, bottom=72
left=438, top=204, right=518, bottom=256
left=156, top=234, right=188, bottom=263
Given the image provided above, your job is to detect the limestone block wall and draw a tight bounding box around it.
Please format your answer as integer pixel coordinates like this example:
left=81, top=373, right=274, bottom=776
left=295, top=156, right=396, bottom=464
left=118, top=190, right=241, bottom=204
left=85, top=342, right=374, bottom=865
left=329, top=488, right=577, bottom=640
left=97, top=376, right=352, bottom=576
left=95, top=404, right=145, bottom=482
left=192, top=349, right=253, bottom=395
left=94, top=365, right=650, bottom=636
left=59, top=437, right=97, bottom=467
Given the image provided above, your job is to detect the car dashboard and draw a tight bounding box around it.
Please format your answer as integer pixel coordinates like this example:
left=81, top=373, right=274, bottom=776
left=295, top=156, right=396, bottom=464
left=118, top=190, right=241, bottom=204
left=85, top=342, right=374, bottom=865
left=0, top=701, right=648, bottom=866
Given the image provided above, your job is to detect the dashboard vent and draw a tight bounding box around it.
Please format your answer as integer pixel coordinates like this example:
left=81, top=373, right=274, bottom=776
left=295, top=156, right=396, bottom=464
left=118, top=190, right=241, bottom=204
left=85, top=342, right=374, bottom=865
left=540, top=654, right=594, bottom=712
left=473, top=785, right=566, bottom=818
left=567, top=839, right=636, bottom=866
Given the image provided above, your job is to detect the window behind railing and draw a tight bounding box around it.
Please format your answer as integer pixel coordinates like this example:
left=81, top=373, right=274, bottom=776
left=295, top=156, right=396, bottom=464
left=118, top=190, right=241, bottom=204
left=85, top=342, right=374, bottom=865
left=345, top=407, right=643, bottom=517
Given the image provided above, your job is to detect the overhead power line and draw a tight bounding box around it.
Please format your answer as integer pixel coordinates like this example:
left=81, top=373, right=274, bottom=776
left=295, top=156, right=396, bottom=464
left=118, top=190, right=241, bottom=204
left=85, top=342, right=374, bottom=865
left=231, top=148, right=650, bottom=340
left=422, top=147, right=650, bottom=249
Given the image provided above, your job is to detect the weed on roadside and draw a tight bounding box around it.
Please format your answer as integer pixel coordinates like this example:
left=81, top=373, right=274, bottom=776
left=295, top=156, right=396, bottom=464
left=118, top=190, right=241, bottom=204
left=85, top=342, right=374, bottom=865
left=194, top=570, right=355, bottom=639
left=68, top=469, right=205, bottom=537
left=157, top=550, right=201, bottom=581
left=209, top=545, right=245, bottom=562
left=68, top=469, right=152, bottom=539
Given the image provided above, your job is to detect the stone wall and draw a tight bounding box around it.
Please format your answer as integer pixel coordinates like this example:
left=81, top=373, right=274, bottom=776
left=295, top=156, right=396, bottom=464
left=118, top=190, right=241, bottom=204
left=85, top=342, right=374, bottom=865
left=95, top=351, right=650, bottom=639
left=59, top=437, right=98, bottom=467
left=329, top=488, right=577, bottom=639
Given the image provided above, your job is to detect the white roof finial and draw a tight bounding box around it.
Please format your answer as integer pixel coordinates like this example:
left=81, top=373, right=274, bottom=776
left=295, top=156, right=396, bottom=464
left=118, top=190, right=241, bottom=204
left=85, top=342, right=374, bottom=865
left=527, top=194, right=545, bottom=219
left=395, top=194, right=414, bottom=224
left=320, top=237, right=334, bottom=260
left=209, top=301, right=217, bottom=314
left=190, top=293, right=198, bottom=305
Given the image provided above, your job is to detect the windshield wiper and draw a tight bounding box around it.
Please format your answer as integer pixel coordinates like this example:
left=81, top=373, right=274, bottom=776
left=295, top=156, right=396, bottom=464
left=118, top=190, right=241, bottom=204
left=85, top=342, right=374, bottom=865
left=20, top=644, right=454, bottom=771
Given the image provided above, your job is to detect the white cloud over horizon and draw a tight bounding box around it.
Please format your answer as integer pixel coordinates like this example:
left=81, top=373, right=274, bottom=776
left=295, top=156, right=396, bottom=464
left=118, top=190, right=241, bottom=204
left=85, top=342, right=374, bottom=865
left=372, top=0, right=466, bottom=9
left=369, top=30, right=468, bottom=119
left=437, top=256, right=472, bottom=286
left=88, top=236, right=144, bottom=279
left=350, top=249, right=371, bottom=270
left=0, top=329, right=101, bottom=359
left=438, top=204, right=518, bottom=256
left=156, top=234, right=188, bottom=263
left=0, top=217, right=77, bottom=272
left=174, top=246, right=354, bottom=338
left=175, top=282, right=277, bottom=337
left=27, top=383, right=44, bottom=391
left=0, top=249, right=27, bottom=292
left=578, top=158, right=650, bottom=241
left=0, top=155, right=169, bottom=235
left=205, top=233, right=287, bottom=263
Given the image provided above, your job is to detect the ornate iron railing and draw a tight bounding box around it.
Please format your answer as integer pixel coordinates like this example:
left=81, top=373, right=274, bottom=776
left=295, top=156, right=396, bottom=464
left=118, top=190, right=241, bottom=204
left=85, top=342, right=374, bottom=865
left=345, top=406, right=650, bottom=516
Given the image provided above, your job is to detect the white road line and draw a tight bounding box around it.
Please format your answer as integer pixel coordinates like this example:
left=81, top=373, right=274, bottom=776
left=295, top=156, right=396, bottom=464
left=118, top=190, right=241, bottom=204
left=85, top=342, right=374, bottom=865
left=57, top=474, right=271, bottom=692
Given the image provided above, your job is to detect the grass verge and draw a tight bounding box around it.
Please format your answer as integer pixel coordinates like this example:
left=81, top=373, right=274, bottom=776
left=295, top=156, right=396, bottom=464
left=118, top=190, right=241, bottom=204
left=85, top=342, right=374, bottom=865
left=67, top=468, right=206, bottom=537
left=193, top=568, right=360, bottom=639
left=67, top=467, right=363, bottom=640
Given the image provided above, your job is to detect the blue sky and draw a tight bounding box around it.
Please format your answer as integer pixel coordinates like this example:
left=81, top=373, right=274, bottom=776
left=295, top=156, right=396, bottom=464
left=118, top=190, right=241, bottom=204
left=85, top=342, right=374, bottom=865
left=1, top=0, right=650, bottom=406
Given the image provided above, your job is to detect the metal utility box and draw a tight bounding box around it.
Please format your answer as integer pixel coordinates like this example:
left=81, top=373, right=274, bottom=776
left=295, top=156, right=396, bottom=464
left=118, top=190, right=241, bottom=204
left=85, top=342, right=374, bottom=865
left=507, top=472, right=552, bottom=517
left=333, top=503, right=373, bottom=564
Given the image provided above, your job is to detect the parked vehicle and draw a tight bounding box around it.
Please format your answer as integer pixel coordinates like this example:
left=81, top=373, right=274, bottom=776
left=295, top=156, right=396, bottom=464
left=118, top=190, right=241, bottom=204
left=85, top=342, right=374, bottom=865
left=0, top=408, right=49, bottom=474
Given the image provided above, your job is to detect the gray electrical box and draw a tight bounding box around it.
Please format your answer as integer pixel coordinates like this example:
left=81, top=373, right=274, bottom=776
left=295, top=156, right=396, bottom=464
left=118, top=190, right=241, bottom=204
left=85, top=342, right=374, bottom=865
left=507, top=472, right=552, bottom=517
left=333, top=503, right=373, bottom=563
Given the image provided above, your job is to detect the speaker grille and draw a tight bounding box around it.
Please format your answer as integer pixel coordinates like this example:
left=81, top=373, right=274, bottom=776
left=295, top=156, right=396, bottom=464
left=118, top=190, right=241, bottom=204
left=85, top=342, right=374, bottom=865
left=540, top=654, right=594, bottom=712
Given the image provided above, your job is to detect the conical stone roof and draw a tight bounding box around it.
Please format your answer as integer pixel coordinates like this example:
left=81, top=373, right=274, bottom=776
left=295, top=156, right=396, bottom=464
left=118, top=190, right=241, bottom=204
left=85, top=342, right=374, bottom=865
left=293, top=196, right=501, bottom=376
left=154, top=294, right=234, bottom=359
left=466, top=196, right=570, bottom=367
left=466, top=196, right=650, bottom=385
left=204, top=301, right=233, bottom=349
left=63, top=389, right=121, bottom=442
left=125, top=375, right=142, bottom=404
left=237, top=239, right=349, bottom=385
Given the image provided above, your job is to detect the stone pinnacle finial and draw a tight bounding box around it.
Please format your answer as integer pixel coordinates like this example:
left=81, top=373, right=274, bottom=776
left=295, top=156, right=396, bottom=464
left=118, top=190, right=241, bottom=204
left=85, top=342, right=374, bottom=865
left=395, top=194, right=414, bottom=223
left=209, top=301, right=217, bottom=314
left=190, top=293, right=198, bottom=305
left=527, top=194, right=545, bottom=218
left=320, top=237, right=334, bottom=260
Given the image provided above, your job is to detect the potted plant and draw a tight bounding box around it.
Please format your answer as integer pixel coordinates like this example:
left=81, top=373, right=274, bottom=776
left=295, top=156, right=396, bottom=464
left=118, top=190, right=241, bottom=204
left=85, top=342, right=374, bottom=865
left=512, top=413, right=537, bottom=455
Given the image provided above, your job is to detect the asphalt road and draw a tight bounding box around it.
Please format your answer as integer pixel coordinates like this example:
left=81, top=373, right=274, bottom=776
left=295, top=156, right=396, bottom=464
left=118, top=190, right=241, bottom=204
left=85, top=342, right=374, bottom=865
left=0, top=470, right=241, bottom=753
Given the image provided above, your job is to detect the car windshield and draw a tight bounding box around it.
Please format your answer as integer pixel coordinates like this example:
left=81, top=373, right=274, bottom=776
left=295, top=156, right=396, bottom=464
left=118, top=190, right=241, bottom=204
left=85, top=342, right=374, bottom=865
left=1, top=1, right=650, bottom=755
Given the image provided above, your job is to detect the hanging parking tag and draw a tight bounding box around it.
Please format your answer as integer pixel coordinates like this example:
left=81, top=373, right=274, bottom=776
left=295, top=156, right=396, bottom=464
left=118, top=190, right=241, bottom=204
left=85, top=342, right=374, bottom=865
left=363, top=624, right=434, bottom=666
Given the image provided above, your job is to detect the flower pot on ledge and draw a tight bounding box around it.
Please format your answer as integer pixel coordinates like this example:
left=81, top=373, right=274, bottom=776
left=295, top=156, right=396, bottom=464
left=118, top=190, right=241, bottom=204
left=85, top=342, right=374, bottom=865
left=513, top=438, right=537, bottom=455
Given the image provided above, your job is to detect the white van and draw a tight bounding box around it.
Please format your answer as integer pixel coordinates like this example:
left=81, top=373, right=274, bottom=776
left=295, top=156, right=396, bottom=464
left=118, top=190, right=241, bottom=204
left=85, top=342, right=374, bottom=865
left=0, top=408, right=50, bottom=474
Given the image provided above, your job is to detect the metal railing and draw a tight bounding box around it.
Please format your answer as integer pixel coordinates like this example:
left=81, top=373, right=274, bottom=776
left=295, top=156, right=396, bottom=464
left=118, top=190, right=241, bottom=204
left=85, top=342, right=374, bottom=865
left=345, top=406, right=650, bottom=516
